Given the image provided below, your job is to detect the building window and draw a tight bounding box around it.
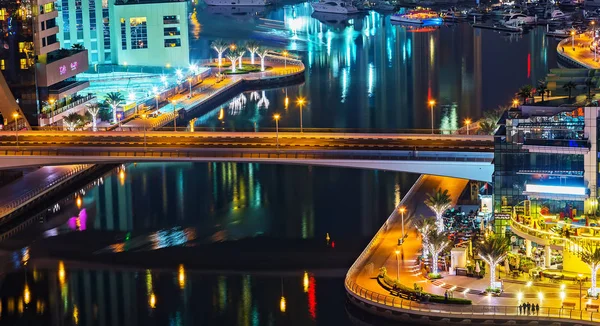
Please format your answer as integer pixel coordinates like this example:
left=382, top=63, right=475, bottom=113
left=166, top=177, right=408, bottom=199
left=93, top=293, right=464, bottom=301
left=163, top=27, right=180, bottom=36
left=89, top=0, right=97, bottom=31
left=20, top=58, right=27, bottom=69
left=130, top=17, right=147, bottom=49
left=61, top=0, right=70, bottom=39
left=164, top=39, right=181, bottom=47
left=91, top=53, right=98, bottom=62
left=0, top=9, right=6, bottom=21
left=163, top=15, right=179, bottom=24
left=43, top=3, right=54, bottom=14
left=102, top=9, right=110, bottom=49
left=46, top=18, right=56, bottom=29
left=120, top=18, right=126, bottom=50
left=0, top=60, right=4, bottom=70
left=75, top=0, right=83, bottom=32
left=42, top=38, right=46, bottom=47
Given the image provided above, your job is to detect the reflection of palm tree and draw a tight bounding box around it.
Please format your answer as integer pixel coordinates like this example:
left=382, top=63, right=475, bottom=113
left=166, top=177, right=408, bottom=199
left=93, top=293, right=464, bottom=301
left=581, top=244, right=600, bottom=296
left=424, top=188, right=452, bottom=232
left=250, top=91, right=260, bottom=101
left=585, top=79, right=595, bottom=100
left=477, top=235, right=510, bottom=290
left=257, top=90, right=269, bottom=109
left=563, top=81, right=576, bottom=100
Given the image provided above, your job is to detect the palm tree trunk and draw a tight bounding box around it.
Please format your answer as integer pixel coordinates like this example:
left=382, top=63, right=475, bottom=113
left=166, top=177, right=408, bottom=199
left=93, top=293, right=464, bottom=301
left=489, top=263, right=496, bottom=289
left=111, top=105, right=117, bottom=122
left=260, top=57, right=265, bottom=72
left=432, top=252, right=438, bottom=274
left=230, top=58, right=236, bottom=73
left=250, top=52, right=255, bottom=65
left=592, top=264, right=599, bottom=296
left=92, top=114, right=97, bottom=131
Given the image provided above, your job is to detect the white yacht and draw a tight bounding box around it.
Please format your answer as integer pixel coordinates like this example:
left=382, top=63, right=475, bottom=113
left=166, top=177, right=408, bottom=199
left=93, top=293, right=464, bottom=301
left=311, top=0, right=359, bottom=14
left=204, top=0, right=271, bottom=6
left=503, top=13, right=536, bottom=25
left=549, top=9, right=571, bottom=20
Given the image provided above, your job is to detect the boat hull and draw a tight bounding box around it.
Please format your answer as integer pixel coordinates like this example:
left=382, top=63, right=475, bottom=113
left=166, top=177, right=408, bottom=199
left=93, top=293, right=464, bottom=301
left=311, top=3, right=359, bottom=14
left=204, top=0, right=270, bottom=6
left=390, top=16, right=442, bottom=25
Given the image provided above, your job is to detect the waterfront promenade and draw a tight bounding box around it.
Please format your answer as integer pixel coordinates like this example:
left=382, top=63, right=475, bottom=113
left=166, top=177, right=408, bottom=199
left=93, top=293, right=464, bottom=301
left=557, top=31, right=600, bottom=69
left=345, top=175, right=600, bottom=324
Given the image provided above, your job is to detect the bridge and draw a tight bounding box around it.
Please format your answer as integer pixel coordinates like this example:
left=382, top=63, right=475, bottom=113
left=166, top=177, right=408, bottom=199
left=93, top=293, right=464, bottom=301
left=0, top=131, right=494, bottom=181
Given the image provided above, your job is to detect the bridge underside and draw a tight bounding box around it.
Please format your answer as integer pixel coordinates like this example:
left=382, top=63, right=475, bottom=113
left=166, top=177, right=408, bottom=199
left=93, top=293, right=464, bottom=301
left=0, top=156, right=493, bottom=182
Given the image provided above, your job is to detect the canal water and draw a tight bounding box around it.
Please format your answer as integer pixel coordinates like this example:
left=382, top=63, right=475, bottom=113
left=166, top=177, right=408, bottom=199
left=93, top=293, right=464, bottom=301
left=189, top=3, right=558, bottom=131
left=2, top=3, right=560, bottom=325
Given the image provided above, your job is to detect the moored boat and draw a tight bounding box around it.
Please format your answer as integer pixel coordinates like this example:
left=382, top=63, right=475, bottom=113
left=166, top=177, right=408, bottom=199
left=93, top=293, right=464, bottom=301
left=204, top=0, right=271, bottom=6
left=391, top=8, right=442, bottom=25
left=311, top=0, right=359, bottom=14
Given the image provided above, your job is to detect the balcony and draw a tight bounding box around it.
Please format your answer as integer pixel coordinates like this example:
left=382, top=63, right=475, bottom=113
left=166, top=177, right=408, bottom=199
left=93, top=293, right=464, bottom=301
left=49, top=80, right=90, bottom=97
left=36, top=50, right=89, bottom=87
left=39, top=94, right=96, bottom=126
left=522, top=138, right=590, bottom=154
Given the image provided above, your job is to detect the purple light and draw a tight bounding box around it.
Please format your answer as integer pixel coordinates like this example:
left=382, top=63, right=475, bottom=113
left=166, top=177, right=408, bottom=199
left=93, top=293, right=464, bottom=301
left=68, top=208, right=87, bottom=231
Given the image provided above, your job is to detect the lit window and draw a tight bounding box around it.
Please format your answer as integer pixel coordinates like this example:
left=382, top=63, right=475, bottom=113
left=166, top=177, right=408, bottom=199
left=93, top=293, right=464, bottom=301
left=0, top=60, right=5, bottom=70
left=19, top=42, right=24, bottom=53
left=20, top=58, right=27, bottom=69
left=0, top=9, right=6, bottom=21
left=130, top=17, right=147, bottom=49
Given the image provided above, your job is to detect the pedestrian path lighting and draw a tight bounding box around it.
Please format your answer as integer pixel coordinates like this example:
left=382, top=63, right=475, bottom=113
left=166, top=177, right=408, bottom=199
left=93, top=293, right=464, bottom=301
left=142, top=113, right=148, bottom=150
left=172, top=100, right=178, bottom=132
left=577, top=274, right=583, bottom=310
left=537, top=291, right=544, bottom=304
left=428, top=100, right=435, bottom=134
left=571, top=30, right=576, bottom=50
left=512, top=99, right=519, bottom=108
left=273, top=114, right=281, bottom=148
left=296, top=97, right=306, bottom=133
left=399, top=206, right=406, bottom=241
left=117, top=113, right=122, bottom=130
left=13, top=112, right=19, bottom=149
left=188, top=77, right=193, bottom=96
left=464, top=118, right=471, bottom=135
left=517, top=291, right=523, bottom=302
left=154, top=94, right=159, bottom=110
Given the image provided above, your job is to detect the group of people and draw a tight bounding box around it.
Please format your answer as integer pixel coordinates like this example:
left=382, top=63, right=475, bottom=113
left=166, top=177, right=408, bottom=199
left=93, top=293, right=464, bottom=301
left=518, top=302, right=540, bottom=315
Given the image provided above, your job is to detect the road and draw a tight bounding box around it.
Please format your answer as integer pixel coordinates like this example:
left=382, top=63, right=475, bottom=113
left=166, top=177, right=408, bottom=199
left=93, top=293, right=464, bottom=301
left=0, top=131, right=493, bottom=151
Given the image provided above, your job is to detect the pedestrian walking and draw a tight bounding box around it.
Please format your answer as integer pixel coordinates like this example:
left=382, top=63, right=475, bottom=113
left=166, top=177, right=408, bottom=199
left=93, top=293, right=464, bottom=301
left=527, top=302, right=531, bottom=315
left=518, top=305, right=522, bottom=315
left=522, top=302, right=526, bottom=314
left=535, top=304, right=539, bottom=315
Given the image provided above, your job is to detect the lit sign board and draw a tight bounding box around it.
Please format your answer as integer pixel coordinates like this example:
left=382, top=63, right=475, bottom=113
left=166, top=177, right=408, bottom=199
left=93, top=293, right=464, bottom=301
left=494, top=213, right=511, bottom=220
left=59, top=61, right=79, bottom=75
left=525, top=184, right=586, bottom=196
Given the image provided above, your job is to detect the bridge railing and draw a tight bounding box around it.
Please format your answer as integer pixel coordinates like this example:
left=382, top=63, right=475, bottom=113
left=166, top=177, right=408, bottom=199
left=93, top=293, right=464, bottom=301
left=0, top=164, right=91, bottom=218
left=0, top=149, right=494, bottom=162
left=345, top=278, right=600, bottom=323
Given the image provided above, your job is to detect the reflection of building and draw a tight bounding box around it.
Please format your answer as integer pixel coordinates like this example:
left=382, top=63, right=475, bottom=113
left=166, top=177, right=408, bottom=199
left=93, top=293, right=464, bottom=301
left=494, top=104, right=599, bottom=272
left=110, top=0, right=189, bottom=67
left=0, top=0, right=89, bottom=127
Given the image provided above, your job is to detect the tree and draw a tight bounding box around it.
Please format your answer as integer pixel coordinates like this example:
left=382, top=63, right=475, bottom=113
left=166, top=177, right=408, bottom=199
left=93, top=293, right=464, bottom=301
left=211, top=39, right=228, bottom=66
left=517, top=85, right=533, bottom=102
left=63, top=112, right=90, bottom=131
left=424, top=188, right=452, bottom=232
left=86, top=102, right=101, bottom=131
left=104, top=92, right=124, bottom=123
left=581, top=244, right=600, bottom=296
left=586, top=79, right=596, bottom=100
left=256, top=47, right=270, bottom=72
left=415, top=217, right=436, bottom=257
left=246, top=40, right=260, bottom=65
left=237, top=49, right=246, bottom=70
left=478, top=120, right=497, bottom=135
left=427, top=231, right=450, bottom=275
left=226, top=49, right=240, bottom=73
left=71, top=43, right=85, bottom=50
left=537, top=80, right=548, bottom=102
left=563, top=81, right=576, bottom=100
left=477, top=235, right=510, bottom=290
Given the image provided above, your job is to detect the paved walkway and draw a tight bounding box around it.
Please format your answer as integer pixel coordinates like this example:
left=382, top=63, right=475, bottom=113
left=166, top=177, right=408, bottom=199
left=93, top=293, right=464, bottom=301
left=0, top=165, right=89, bottom=217
left=558, top=31, right=600, bottom=69
left=349, top=175, right=600, bottom=312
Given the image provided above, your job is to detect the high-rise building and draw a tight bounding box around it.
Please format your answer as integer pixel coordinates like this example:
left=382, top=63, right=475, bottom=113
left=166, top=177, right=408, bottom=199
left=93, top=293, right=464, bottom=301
left=0, top=0, right=90, bottom=127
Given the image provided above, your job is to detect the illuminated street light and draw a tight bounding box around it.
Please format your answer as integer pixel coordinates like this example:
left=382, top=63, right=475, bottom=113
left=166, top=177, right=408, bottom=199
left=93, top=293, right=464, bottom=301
left=178, top=264, right=185, bottom=289
left=117, top=113, right=122, bottom=130
left=464, top=118, right=471, bottom=135
left=172, top=100, right=178, bottom=132
left=303, top=271, right=309, bottom=293
left=76, top=195, right=82, bottom=209
left=399, top=206, right=406, bottom=241
left=526, top=281, right=533, bottom=287
left=230, top=43, right=236, bottom=50
left=572, top=30, right=576, bottom=50
left=49, top=98, right=56, bottom=124
left=188, top=77, right=193, bottom=96
left=13, top=112, right=19, bottom=149
left=176, top=69, right=183, bottom=81
left=141, top=113, right=148, bottom=150
left=516, top=291, right=523, bottom=302
left=296, top=97, right=306, bottom=133
left=149, top=293, right=157, bottom=309
left=58, top=261, right=66, bottom=285
left=273, top=114, right=281, bottom=149
left=280, top=296, right=286, bottom=313
left=282, top=50, right=288, bottom=68
left=512, top=99, right=519, bottom=108
left=189, top=63, right=198, bottom=75
left=23, top=283, right=30, bottom=305
left=538, top=291, right=544, bottom=303
left=428, top=100, right=435, bottom=134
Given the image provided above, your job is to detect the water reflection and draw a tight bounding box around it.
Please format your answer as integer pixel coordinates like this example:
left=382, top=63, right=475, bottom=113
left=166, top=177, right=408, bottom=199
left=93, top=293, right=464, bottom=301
left=0, top=266, right=343, bottom=325
left=191, top=3, right=557, bottom=130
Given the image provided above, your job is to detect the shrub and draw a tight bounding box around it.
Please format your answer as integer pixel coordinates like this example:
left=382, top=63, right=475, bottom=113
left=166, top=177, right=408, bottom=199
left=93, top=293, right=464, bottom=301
left=485, top=287, right=501, bottom=294
left=428, top=273, right=442, bottom=279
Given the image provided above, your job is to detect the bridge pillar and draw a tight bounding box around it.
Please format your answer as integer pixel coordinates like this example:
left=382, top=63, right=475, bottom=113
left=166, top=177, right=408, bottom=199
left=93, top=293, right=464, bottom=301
left=525, top=239, right=532, bottom=257
left=544, top=245, right=551, bottom=268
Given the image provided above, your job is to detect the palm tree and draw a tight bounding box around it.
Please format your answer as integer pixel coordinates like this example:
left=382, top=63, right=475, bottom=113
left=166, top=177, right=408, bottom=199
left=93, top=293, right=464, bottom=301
left=226, top=49, right=240, bottom=73
left=581, top=244, right=600, bottom=296
left=256, top=47, right=270, bottom=72
left=563, top=81, right=576, bottom=100
left=63, top=113, right=81, bottom=131
left=427, top=231, right=450, bottom=275
left=585, top=79, right=596, bottom=100
left=537, top=80, right=548, bottom=102
left=517, top=85, right=533, bottom=102
left=86, top=102, right=101, bottom=131
left=478, top=120, right=497, bottom=135
left=104, top=92, right=124, bottom=123
left=237, top=49, right=246, bottom=70
left=415, top=217, right=436, bottom=257
left=246, top=40, right=260, bottom=65
left=477, top=235, right=510, bottom=290
left=71, top=43, right=85, bottom=50
left=211, top=39, right=228, bottom=66
left=424, top=188, right=452, bottom=232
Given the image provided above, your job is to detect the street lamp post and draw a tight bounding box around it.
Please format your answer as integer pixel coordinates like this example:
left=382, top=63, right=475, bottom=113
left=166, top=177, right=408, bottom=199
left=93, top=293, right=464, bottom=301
left=428, top=100, right=435, bottom=134
left=274, top=114, right=280, bottom=149
left=49, top=98, right=55, bottom=125
left=12, top=113, right=19, bottom=149
left=141, top=113, right=147, bottom=151
left=512, top=99, right=519, bottom=108
left=464, top=118, right=471, bottom=135
left=117, top=113, right=122, bottom=130
left=188, top=77, right=192, bottom=96
left=399, top=207, right=406, bottom=242
left=395, top=249, right=400, bottom=282
left=155, top=95, right=159, bottom=110
left=296, top=97, right=305, bottom=133
left=572, top=30, right=576, bottom=50
left=171, top=100, right=177, bottom=132
left=282, top=51, right=288, bottom=69
left=578, top=274, right=583, bottom=310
